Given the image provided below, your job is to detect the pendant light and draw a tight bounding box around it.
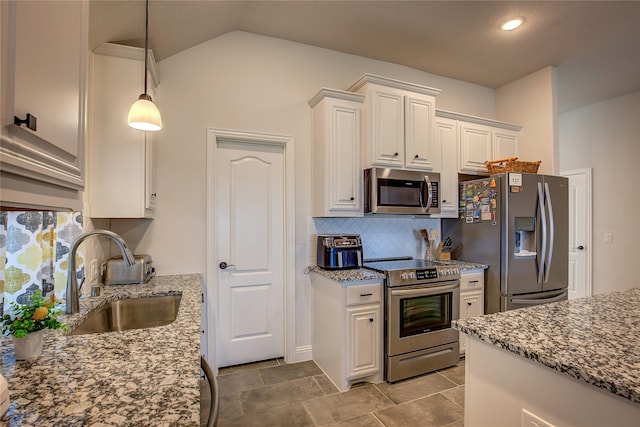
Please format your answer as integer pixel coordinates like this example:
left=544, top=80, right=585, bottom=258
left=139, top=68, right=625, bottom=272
left=128, top=0, right=162, bottom=131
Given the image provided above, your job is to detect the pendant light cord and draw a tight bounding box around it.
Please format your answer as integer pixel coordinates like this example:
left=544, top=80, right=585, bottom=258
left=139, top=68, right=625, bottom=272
left=143, top=0, right=149, bottom=95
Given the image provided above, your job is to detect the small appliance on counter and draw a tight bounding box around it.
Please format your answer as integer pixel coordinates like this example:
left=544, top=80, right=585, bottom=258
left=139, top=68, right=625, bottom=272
left=104, top=254, right=155, bottom=285
left=316, top=235, right=363, bottom=270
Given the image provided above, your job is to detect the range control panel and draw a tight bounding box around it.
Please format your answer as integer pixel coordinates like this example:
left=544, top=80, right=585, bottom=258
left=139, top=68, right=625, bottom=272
left=389, top=266, right=460, bottom=286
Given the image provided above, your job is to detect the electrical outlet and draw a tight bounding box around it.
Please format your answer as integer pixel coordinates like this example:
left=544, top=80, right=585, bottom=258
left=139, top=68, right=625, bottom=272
left=603, top=232, right=613, bottom=243
left=90, top=259, right=99, bottom=282
left=522, top=409, right=555, bottom=427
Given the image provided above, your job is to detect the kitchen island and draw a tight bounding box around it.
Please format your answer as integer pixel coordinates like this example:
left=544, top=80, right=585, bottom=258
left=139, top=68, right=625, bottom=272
left=0, top=274, right=202, bottom=426
left=454, top=287, right=640, bottom=427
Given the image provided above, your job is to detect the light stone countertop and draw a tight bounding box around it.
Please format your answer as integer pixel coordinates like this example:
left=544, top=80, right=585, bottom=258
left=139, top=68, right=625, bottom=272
left=0, top=274, right=202, bottom=426
left=454, top=287, right=640, bottom=404
left=309, top=259, right=486, bottom=284
left=309, top=266, right=385, bottom=283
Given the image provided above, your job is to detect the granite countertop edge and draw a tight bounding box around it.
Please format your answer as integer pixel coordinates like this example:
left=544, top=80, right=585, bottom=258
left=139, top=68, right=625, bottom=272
left=454, top=287, right=640, bottom=404
left=309, top=259, right=487, bottom=283
left=0, top=273, right=203, bottom=426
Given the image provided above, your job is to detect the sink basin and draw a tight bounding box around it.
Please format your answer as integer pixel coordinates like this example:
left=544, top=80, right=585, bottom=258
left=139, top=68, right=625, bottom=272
left=69, top=294, right=181, bottom=335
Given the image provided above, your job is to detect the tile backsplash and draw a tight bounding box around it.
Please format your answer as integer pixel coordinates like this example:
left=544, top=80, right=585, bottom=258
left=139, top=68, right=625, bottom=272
left=310, top=216, right=441, bottom=263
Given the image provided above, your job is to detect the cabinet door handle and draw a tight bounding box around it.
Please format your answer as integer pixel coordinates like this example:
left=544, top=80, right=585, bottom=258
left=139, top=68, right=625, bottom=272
left=414, top=154, right=419, bottom=159
left=393, top=152, right=399, bottom=156
left=467, top=302, right=472, bottom=306
left=369, top=318, right=374, bottom=323
left=350, top=197, right=354, bottom=201
left=360, top=293, right=373, bottom=297
left=14, top=113, right=37, bottom=131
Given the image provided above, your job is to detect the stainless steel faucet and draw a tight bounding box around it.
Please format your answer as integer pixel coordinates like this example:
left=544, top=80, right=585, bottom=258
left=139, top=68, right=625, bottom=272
left=65, top=230, right=136, bottom=314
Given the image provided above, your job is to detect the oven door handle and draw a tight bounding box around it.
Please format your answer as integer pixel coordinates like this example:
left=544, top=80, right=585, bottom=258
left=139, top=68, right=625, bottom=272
left=390, top=282, right=459, bottom=297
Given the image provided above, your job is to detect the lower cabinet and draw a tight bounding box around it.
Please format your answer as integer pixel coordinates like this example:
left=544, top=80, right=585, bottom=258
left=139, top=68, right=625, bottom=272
left=311, top=272, right=383, bottom=391
left=459, top=269, right=485, bottom=356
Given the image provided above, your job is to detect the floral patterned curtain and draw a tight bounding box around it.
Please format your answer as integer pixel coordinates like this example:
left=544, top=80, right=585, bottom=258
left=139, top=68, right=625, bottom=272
left=0, top=211, right=83, bottom=315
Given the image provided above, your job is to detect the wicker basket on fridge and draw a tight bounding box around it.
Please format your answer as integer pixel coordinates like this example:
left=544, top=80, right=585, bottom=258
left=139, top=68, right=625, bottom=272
left=485, top=157, right=541, bottom=174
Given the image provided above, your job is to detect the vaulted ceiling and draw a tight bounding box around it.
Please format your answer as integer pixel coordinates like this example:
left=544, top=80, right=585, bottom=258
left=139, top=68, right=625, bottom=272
left=89, top=1, right=640, bottom=112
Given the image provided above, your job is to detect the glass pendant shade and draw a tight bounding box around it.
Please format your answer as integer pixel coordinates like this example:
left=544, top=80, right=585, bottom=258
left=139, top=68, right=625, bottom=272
left=128, top=93, right=162, bottom=131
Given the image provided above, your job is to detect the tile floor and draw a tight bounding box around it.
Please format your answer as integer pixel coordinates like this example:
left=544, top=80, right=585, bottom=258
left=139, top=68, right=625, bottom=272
left=213, top=358, right=465, bottom=427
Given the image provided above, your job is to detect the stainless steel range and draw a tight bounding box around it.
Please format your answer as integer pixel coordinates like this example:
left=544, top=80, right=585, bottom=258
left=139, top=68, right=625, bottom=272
left=364, top=258, right=460, bottom=382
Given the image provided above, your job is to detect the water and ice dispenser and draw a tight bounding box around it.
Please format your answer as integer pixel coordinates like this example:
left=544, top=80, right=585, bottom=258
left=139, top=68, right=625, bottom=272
left=514, top=217, right=537, bottom=257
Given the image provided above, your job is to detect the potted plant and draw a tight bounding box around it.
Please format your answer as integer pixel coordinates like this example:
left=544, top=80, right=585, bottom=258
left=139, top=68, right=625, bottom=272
left=1, top=290, right=68, bottom=360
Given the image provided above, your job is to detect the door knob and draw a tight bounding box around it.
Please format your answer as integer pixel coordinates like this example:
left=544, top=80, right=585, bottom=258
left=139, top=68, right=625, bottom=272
left=219, top=261, right=235, bottom=270
left=577, top=245, right=585, bottom=251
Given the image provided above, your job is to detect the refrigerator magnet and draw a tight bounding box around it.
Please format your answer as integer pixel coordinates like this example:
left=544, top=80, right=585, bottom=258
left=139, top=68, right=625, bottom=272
left=509, top=173, right=523, bottom=186
left=482, top=212, right=492, bottom=221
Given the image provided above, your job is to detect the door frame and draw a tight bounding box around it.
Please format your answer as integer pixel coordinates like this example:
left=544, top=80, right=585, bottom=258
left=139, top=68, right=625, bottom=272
left=205, top=128, right=295, bottom=373
left=560, top=168, right=592, bottom=299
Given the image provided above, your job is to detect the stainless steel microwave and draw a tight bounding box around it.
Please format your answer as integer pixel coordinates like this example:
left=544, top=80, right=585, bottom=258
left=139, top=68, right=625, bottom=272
left=364, top=168, right=440, bottom=215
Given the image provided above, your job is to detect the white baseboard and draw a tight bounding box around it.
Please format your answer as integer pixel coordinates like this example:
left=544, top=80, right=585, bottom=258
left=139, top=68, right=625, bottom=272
left=291, top=345, right=312, bottom=363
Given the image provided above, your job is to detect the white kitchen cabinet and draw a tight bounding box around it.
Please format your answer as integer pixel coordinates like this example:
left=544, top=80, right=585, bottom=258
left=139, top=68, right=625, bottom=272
left=459, top=268, right=485, bottom=355
left=348, top=74, right=442, bottom=171
left=88, top=43, right=159, bottom=218
left=0, top=0, right=88, bottom=210
left=459, top=121, right=493, bottom=173
left=309, top=88, right=364, bottom=217
left=434, top=116, right=459, bottom=218
left=311, top=272, right=383, bottom=391
left=346, top=304, right=380, bottom=380
left=437, top=110, right=521, bottom=175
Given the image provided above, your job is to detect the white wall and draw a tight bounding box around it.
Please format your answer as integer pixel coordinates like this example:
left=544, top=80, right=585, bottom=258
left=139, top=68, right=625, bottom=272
left=110, top=31, right=497, bottom=360
left=496, top=66, right=558, bottom=174
left=559, top=91, right=640, bottom=295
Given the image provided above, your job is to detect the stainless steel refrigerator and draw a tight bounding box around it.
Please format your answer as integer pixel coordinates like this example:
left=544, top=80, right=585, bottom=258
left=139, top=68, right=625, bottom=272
left=458, top=173, right=569, bottom=313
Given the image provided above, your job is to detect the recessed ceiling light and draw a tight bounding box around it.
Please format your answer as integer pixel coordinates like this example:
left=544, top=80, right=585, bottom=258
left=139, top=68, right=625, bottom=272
left=501, top=17, right=525, bottom=31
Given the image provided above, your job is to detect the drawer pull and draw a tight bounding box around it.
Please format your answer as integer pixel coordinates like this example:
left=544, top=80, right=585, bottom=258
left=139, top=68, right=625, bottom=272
left=468, top=280, right=479, bottom=284
left=360, top=293, right=373, bottom=297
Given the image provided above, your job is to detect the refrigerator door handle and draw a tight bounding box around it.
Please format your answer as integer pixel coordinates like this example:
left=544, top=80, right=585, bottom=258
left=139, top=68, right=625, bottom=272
left=537, top=182, right=547, bottom=284
left=544, top=182, right=554, bottom=283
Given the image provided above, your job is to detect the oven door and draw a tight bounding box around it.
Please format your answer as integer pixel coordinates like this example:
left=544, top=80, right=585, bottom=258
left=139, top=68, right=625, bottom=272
left=387, top=281, right=460, bottom=356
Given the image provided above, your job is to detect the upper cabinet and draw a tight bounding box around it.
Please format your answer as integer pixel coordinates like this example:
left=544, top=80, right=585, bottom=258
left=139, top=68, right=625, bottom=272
left=309, top=88, right=364, bottom=217
left=88, top=43, right=159, bottom=219
left=438, top=110, right=521, bottom=175
left=435, top=110, right=521, bottom=218
left=0, top=0, right=88, bottom=210
left=348, top=74, right=441, bottom=172
left=435, top=116, right=459, bottom=218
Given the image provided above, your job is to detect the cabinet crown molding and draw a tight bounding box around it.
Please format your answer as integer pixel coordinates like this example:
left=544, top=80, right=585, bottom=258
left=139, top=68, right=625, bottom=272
left=93, top=42, right=160, bottom=88
left=436, top=109, right=522, bottom=131
left=308, top=88, right=365, bottom=107
left=348, top=73, right=442, bottom=97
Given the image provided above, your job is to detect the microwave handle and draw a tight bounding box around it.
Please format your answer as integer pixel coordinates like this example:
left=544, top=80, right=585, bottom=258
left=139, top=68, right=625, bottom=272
left=423, top=175, right=433, bottom=212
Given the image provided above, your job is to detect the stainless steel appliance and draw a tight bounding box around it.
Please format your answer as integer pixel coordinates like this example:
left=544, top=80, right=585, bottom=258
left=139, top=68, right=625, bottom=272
left=459, top=172, right=568, bottom=313
left=364, top=168, right=440, bottom=215
left=316, top=235, right=363, bottom=270
left=105, top=254, right=155, bottom=285
left=364, top=258, right=460, bottom=382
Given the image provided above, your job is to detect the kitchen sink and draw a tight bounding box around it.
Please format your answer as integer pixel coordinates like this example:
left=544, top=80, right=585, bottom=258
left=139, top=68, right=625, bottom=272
left=69, top=294, right=181, bottom=335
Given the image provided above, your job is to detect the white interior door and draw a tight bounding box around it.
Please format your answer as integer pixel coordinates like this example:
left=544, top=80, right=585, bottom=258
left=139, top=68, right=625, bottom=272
left=562, top=169, right=592, bottom=299
left=215, top=140, right=285, bottom=367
